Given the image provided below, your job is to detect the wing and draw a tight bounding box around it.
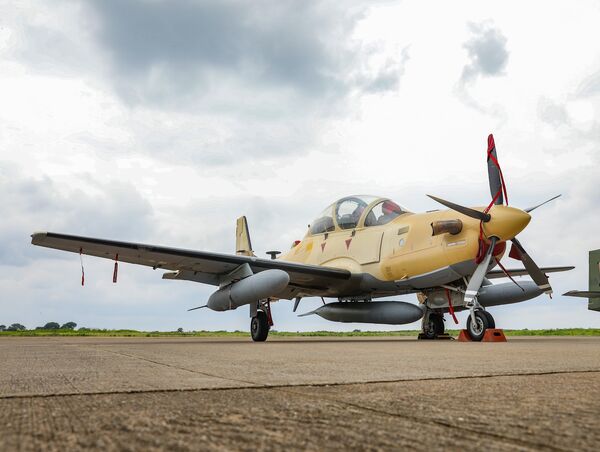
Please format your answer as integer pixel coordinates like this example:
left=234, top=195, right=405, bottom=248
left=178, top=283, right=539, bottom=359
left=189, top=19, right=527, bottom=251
left=31, top=232, right=351, bottom=299
left=486, top=266, right=574, bottom=279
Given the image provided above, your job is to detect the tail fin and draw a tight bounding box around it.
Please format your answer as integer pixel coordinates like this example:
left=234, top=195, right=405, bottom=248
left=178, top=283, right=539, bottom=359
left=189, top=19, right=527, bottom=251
left=236, top=216, right=254, bottom=256
left=563, top=249, right=600, bottom=312
left=589, top=249, right=600, bottom=312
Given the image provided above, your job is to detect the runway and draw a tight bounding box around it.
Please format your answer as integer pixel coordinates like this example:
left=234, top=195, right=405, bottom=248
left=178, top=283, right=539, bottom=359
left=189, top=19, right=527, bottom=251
left=1, top=336, right=599, bottom=450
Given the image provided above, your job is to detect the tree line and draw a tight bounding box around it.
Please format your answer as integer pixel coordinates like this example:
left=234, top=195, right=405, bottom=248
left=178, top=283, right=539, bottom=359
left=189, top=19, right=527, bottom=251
left=0, top=322, right=77, bottom=332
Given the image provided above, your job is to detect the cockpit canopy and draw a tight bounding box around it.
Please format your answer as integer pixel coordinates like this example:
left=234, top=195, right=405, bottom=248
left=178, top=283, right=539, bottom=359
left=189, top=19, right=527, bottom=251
left=309, top=195, right=409, bottom=235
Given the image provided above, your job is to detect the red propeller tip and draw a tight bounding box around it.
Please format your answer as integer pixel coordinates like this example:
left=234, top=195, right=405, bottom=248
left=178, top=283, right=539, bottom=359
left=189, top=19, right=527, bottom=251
left=487, top=134, right=495, bottom=152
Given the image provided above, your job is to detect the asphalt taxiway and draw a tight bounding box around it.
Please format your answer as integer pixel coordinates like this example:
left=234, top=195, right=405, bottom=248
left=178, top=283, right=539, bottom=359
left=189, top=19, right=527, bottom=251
left=1, top=336, right=599, bottom=451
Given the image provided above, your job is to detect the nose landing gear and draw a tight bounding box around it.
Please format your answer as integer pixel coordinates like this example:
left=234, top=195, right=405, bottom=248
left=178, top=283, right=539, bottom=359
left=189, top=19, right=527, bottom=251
left=465, top=309, right=495, bottom=341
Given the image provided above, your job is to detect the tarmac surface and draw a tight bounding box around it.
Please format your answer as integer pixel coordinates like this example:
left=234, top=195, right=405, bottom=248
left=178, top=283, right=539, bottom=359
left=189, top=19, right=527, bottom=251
left=1, top=336, right=599, bottom=451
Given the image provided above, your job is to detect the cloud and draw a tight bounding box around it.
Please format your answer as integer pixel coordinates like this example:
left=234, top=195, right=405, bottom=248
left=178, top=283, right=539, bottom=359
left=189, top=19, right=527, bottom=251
left=0, top=163, right=155, bottom=267
left=88, top=0, right=368, bottom=109
left=356, top=46, right=410, bottom=94
left=460, top=21, right=509, bottom=85
left=453, top=21, right=509, bottom=116
left=577, top=71, right=600, bottom=98
left=536, top=67, right=600, bottom=159
left=537, top=97, right=570, bottom=127
left=5, top=1, right=408, bottom=169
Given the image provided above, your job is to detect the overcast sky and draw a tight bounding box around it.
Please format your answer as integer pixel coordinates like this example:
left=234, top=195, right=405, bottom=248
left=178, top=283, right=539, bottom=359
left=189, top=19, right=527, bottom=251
left=1, top=0, right=599, bottom=331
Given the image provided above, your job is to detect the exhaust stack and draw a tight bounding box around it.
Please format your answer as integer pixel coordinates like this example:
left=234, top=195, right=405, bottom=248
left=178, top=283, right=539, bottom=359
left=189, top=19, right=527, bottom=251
left=431, top=219, right=463, bottom=236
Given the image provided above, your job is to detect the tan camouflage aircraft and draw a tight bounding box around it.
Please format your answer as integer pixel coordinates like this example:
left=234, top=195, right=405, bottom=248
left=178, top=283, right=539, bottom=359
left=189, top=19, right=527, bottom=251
left=32, top=134, right=574, bottom=341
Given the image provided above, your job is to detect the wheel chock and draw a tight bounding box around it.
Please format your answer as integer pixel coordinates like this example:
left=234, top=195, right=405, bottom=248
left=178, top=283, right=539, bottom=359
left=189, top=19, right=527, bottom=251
left=456, top=329, right=507, bottom=342
left=482, top=328, right=507, bottom=342
left=457, top=330, right=472, bottom=341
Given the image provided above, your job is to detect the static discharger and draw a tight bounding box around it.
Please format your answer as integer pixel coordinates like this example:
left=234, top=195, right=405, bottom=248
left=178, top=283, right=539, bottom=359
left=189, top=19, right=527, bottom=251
left=79, top=247, right=85, bottom=286
left=113, top=254, right=119, bottom=283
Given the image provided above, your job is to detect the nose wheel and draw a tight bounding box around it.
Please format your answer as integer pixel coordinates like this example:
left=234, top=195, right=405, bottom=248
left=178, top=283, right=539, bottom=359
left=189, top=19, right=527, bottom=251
left=466, top=310, right=495, bottom=341
left=251, top=310, right=270, bottom=342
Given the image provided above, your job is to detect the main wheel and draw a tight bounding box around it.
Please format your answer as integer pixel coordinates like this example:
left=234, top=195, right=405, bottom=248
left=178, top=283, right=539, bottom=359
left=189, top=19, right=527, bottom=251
left=423, top=313, right=445, bottom=339
left=466, top=310, right=491, bottom=341
left=251, top=310, right=269, bottom=342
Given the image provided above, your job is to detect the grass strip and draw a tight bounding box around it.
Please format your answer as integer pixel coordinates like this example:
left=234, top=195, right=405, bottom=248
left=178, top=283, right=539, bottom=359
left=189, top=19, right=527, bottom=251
left=1, top=328, right=599, bottom=337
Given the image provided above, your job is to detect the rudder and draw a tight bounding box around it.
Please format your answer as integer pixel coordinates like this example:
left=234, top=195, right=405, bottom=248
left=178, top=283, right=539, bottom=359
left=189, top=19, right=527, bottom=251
left=589, top=249, right=600, bottom=312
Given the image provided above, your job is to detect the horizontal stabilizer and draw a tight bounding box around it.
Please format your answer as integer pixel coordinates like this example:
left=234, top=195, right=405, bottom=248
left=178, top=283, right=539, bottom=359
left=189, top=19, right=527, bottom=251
left=564, top=249, right=600, bottom=312
left=563, top=290, right=600, bottom=298
left=563, top=290, right=600, bottom=312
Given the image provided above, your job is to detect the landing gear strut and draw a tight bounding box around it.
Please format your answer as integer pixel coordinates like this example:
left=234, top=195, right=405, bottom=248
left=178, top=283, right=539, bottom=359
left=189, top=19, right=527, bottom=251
left=466, top=310, right=495, bottom=341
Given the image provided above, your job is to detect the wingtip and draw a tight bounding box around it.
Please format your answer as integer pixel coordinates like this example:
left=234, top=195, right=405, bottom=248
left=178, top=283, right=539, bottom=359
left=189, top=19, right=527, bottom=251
left=30, top=231, right=48, bottom=243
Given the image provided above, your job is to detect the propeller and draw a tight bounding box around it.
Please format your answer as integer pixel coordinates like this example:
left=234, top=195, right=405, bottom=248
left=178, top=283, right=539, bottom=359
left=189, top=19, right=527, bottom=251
left=428, top=133, right=556, bottom=303
left=524, top=194, right=561, bottom=213
left=426, top=195, right=490, bottom=222
left=487, top=134, right=508, bottom=205
left=509, top=238, right=552, bottom=295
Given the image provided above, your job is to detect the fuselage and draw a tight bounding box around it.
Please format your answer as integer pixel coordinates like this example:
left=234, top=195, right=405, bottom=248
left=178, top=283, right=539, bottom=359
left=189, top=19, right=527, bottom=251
left=279, top=196, right=530, bottom=290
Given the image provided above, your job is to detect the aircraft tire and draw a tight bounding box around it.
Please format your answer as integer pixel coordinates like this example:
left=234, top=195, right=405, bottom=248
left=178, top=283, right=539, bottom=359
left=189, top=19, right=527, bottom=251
left=423, top=313, right=444, bottom=339
left=482, top=310, right=495, bottom=329
left=251, top=310, right=269, bottom=342
left=466, top=310, right=490, bottom=341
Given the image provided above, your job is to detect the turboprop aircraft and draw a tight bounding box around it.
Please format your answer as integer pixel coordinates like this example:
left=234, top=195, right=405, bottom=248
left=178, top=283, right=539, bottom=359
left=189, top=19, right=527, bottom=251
left=564, top=249, right=600, bottom=312
left=31, top=134, right=573, bottom=341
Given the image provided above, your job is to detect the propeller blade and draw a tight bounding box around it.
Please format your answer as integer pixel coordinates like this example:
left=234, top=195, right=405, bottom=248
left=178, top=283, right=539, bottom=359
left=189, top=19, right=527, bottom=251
left=427, top=195, right=491, bottom=222
left=510, top=238, right=552, bottom=295
left=187, top=305, right=208, bottom=311
left=293, top=297, right=302, bottom=312
left=486, top=134, right=507, bottom=205
left=465, top=237, right=498, bottom=304
left=524, top=194, right=561, bottom=213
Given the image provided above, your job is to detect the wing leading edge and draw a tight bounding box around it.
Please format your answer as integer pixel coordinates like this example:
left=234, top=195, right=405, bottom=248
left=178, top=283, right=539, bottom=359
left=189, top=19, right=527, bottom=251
left=31, top=232, right=351, bottom=298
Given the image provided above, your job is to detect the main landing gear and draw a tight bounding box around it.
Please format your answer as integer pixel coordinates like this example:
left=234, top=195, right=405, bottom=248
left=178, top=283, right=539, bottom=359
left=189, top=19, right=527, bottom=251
left=419, top=310, right=447, bottom=340
left=250, top=300, right=273, bottom=342
left=422, top=313, right=445, bottom=339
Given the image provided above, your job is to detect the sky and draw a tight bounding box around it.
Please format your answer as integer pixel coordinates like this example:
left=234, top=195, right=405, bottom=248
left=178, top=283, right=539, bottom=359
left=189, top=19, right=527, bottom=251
left=1, top=0, right=599, bottom=331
